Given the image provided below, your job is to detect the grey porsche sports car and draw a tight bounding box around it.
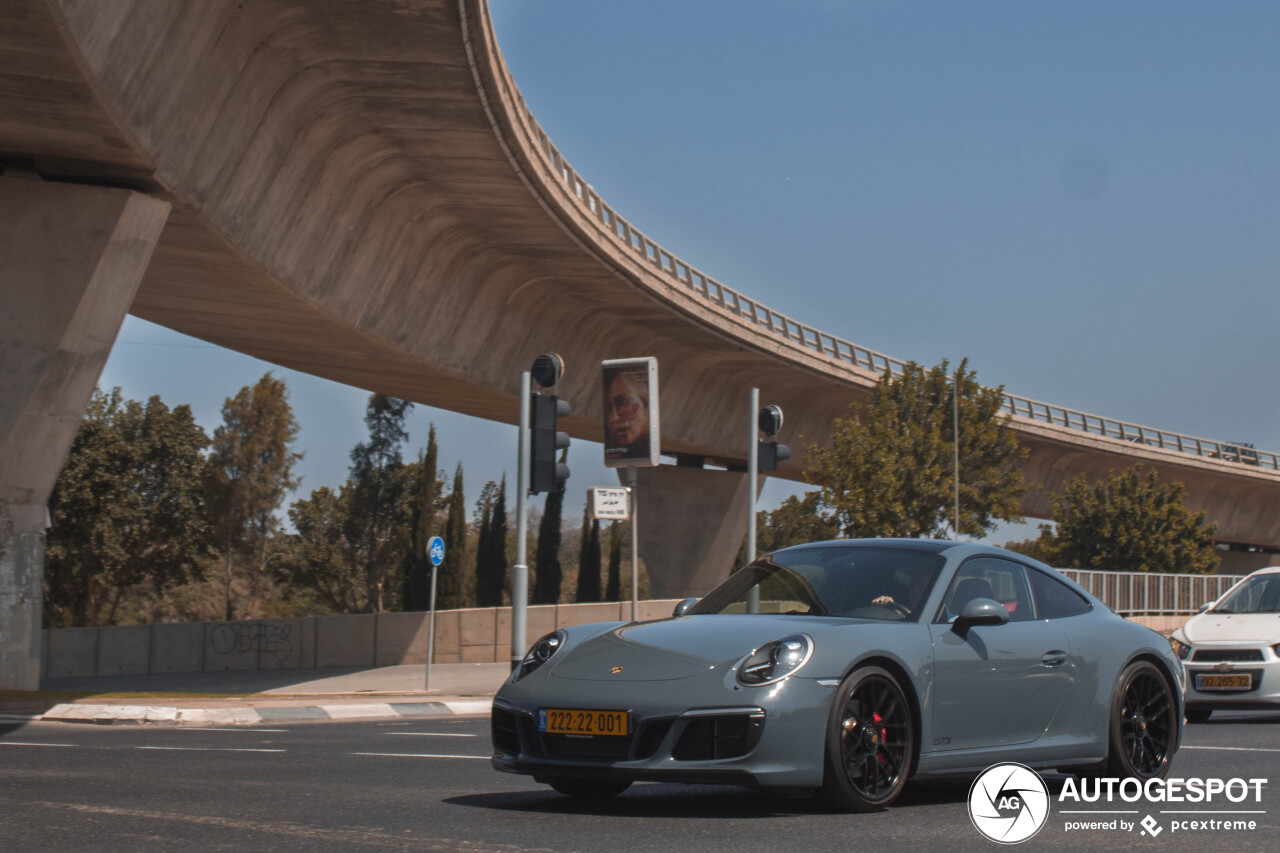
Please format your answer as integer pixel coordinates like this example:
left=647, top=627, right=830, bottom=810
left=491, top=539, right=1183, bottom=810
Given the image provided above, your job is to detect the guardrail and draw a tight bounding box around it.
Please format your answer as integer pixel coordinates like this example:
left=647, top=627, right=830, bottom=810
left=476, top=9, right=1278, bottom=473
left=1060, top=569, right=1247, bottom=616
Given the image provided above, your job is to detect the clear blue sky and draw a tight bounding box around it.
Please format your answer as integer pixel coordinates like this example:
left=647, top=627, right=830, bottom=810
left=101, top=0, right=1280, bottom=541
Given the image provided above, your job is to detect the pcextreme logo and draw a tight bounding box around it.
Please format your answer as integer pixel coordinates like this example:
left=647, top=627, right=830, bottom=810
left=968, top=763, right=1051, bottom=844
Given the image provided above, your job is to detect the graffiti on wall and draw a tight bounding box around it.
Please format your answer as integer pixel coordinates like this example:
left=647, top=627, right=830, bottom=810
left=209, top=622, right=294, bottom=662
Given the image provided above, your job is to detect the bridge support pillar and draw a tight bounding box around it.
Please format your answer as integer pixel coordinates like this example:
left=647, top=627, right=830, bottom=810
left=0, top=178, right=169, bottom=689
left=624, top=466, right=764, bottom=599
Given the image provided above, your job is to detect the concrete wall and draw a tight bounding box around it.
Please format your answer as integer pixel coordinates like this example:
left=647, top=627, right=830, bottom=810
left=42, top=602, right=1186, bottom=680
left=41, top=601, right=684, bottom=680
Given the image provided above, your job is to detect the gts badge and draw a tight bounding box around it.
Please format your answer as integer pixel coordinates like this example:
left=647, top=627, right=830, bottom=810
left=933, top=736, right=951, bottom=746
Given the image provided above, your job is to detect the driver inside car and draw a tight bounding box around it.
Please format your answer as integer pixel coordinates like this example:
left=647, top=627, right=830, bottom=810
left=872, top=568, right=929, bottom=614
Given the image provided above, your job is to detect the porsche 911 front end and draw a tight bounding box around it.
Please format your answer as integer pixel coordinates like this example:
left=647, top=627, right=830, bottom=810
left=490, top=618, right=837, bottom=792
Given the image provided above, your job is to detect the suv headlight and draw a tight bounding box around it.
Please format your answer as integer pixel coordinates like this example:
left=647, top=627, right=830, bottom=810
left=515, top=630, right=566, bottom=681
left=737, top=634, right=813, bottom=686
left=1170, top=638, right=1191, bottom=660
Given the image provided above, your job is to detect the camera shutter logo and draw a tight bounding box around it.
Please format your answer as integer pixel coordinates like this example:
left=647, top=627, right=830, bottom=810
left=968, top=763, right=1051, bottom=844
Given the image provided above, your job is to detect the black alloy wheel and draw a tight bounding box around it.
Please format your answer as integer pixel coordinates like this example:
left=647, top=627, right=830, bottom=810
left=821, top=666, right=915, bottom=811
left=1107, top=660, right=1177, bottom=779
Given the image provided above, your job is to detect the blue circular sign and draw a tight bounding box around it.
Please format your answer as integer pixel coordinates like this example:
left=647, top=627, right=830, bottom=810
left=428, top=536, right=445, bottom=567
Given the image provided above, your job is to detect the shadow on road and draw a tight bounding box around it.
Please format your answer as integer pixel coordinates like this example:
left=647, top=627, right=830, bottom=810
left=448, top=775, right=998, bottom=819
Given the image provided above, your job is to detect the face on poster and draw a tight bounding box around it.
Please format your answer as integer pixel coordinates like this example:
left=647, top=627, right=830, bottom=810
left=601, top=357, right=659, bottom=468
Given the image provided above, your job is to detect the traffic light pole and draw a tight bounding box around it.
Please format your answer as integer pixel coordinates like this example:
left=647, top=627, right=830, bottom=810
left=511, top=371, right=531, bottom=671
left=746, top=387, right=760, bottom=614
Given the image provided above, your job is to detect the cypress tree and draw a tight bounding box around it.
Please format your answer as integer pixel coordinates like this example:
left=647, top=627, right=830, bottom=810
left=402, top=427, right=441, bottom=611
left=440, top=463, right=470, bottom=609
left=475, top=475, right=508, bottom=607
left=532, top=450, right=567, bottom=604
left=605, top=521, right=622, bottom=602
left=577, top=516, right=602, bottom=603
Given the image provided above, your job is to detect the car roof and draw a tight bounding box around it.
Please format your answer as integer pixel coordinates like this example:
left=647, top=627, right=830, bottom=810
left=773, top=538, right=958, bottom=556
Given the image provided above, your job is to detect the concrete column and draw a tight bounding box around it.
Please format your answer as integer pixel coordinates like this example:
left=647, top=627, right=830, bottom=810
left=624, top=466, right=764, bottom=599
left=0, top=177, right=170, bottom=689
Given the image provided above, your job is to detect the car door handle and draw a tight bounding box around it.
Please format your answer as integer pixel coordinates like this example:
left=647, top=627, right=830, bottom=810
left=1041, top=651, right=1068, bottom=667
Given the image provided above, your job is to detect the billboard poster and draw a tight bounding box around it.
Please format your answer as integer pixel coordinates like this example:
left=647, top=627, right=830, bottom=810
left=601, top=357, right=660, bottom=468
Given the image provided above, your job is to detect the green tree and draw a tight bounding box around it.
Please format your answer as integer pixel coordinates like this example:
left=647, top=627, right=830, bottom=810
left=475, top=476, right=508, bottom=607
left=576, top=507, right=603, bottom=603
left=439, top=463, right=471, bottom=609
left=805, top=359, right=1027, bottom=539
left=206, top=373, right=302, bottom=621
left=532, top=450, right=567, bottom=604
left=741, top=491, right=842, bottom=564
left=281, top=484, right=366, bottom=614
left=45, top=389, right=212, bottom=627
left=347, top=394, right=413, bottom=613
left=605, top=521, right=622, bottom=601
left=402, top=427, right=443, bottom=611
left=1030, top=466, right=1218, bottom=574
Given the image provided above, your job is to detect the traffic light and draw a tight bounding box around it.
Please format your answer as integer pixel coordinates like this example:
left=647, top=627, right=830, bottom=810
left=757, top=404, right=790, bottom=472
left=530, top=394, right=571, bottom=493
left=529, top=353, right=570, bottom=494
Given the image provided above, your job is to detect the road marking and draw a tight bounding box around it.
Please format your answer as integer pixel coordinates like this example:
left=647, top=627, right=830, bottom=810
left=1182, top=745, right=1280, bottom=753
left=352, top=752, right=489, bottom=760
left=0, top=742, right=76, bottom=748
left=136, top=746, right=285, bottom=753
left=384, top=732, right=478, bottom=737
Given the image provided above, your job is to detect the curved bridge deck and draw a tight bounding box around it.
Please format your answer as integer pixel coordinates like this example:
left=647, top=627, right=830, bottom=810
left=2, top=0, right=1277, bottom=551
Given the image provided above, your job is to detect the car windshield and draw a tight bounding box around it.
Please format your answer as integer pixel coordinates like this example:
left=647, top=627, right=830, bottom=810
left=1212, top=573, right=1280, bottom=614
left=688, top=546, right=944, bottom=621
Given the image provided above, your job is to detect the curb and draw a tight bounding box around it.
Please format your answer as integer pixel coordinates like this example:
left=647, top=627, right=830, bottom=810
left=25, top=699, right=493, bottom=726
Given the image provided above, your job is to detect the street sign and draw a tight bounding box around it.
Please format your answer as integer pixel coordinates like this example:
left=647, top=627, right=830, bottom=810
left=588, top=487, right=631, bottom=520
left=428, top=536, right=445, bottom=567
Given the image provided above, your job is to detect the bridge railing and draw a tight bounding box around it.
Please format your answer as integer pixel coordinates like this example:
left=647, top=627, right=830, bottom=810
left=1059, top=569, right=1247, bottom=616
left=481, top=14, right=1278, bottom=473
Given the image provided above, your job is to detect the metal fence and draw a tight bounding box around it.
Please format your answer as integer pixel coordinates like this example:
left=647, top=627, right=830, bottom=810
left=1060, top=570, right=1246, bottom=616
left=474, top=8, right=1280, bottom=472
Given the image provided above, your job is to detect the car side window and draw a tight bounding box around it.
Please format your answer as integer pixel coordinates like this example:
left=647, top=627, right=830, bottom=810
left=938, top=557, right=1033, bottom=622
left=1028, top=569, right=1092, bottom=619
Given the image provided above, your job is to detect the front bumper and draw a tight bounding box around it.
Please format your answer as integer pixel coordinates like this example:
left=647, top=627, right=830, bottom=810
left=1182, top=644, right=1280, bottom=711
left=490, top=674, right=835, bottom=790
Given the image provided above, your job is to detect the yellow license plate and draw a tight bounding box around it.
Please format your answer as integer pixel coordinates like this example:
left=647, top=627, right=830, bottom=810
left=539, top=708, right=629, bottom=736
left=1196, top=674, right=1252, bottom=691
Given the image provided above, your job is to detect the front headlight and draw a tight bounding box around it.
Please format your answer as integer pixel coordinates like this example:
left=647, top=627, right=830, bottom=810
left=515, top=630, right=566, bottom=681
left=737, top=634, right=813, bottom=686
left=1170, top=637, right=1191, bottom=660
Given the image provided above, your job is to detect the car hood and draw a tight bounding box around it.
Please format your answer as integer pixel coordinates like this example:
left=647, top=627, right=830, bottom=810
left=1182, top=611, right=1280, bottom=645
left=549, top=614, right=849, bottom=682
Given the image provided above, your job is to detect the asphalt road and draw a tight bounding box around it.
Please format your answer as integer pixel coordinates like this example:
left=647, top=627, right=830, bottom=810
left=2, top=713, right=1279, bottom=852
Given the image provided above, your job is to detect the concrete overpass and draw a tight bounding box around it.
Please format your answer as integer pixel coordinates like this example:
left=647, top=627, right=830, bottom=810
left=3, top=0, right=1278, bottom=687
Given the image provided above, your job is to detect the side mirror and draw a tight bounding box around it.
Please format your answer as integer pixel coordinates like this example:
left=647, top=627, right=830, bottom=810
left=1197, top=602, right=1212, bottom=614
left=953, top=598, right=1010, bottom=631
left=672, top=597, right=698, bottom=617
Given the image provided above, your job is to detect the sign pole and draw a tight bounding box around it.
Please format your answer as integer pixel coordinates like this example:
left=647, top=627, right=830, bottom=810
left=628, top=467, right=639, bottom=621
left=425, top=535, right=445, bottom=691
left=512, top=371, right=531, bottom=670
left=426, top=561, right=438, bottom=690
